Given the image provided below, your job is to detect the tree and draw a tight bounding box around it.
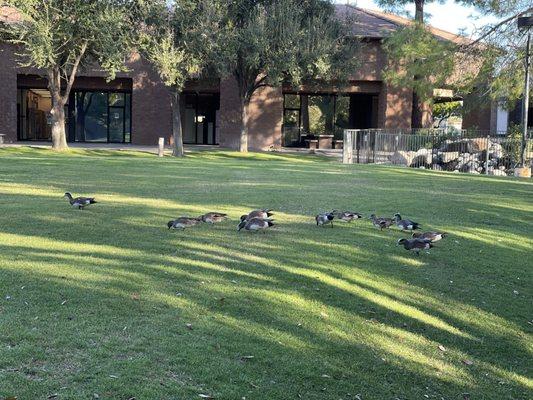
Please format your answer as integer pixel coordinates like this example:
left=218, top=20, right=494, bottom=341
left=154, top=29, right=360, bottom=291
left=383, top=23, right=455, bottom=128
left=377, top=0, right=432, bottom=128
left=456, top=2, right=532, bottom=106
left=140, top=0, right=222, bottom=157
left=378, top=0, right=532, bottom=129
left=432, top=101, right=462, bottom=127
left=1, top=0, right=140, bottom=151
left=217, top=0, right=359, bottom=152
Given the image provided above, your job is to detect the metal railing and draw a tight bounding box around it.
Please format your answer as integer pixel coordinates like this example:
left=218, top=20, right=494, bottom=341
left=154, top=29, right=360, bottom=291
left=342, top=129, right=533, bottom=176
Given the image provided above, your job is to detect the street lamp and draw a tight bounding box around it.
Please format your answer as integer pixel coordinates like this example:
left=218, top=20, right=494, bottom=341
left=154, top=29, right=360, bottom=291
left=517, top=15, right=532, bottom=170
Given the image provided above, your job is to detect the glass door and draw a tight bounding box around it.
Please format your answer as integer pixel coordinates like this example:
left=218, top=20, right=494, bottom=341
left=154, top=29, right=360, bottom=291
left=72, top=91, right=131, bottom=143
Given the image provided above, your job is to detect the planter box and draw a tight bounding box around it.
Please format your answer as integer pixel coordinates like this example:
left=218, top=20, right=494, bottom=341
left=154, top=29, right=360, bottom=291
left=318, top=135, right=334, bottom=149
left=333, top=140, right=343, bottom=150
left=306, top=139, right=318, bottom=150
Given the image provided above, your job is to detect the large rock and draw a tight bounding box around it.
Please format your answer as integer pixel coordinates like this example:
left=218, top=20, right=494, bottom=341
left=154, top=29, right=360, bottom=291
left=439, top=151, right=460, bottom=163
left=470, top=138, right=488, bottom=152
left=441, top=140, right=473, bottom=153
left=490, top=169, right=507, bottom=176
left=389, top=150, right=416, bottom=166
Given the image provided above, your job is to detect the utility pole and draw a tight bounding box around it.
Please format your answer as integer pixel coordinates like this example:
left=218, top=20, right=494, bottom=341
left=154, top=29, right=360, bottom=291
left=518, top=16, right=532, bottom=168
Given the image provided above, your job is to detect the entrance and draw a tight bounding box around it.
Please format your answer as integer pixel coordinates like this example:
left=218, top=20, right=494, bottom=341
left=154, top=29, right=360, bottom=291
left=182, top=93, right=219, bottom=145
left=69, top=91, right=131, bottom=143
left=17, top=88, right=56, bottom=141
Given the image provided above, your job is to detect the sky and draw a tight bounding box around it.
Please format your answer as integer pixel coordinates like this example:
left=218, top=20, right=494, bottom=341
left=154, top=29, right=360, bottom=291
left=336, top=0, right=499, bottom=37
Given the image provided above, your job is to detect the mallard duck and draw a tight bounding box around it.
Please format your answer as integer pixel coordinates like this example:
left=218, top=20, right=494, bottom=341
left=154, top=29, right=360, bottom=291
left=167, top=217, right=202, bottom=230
left=240, top=209, right=273, bottom=222
left=397, top=238, right=433, bottom=255
left=316, top=212, right=335, bottom=227
left=332, top=210, right=362, bottom=222
left=369, top=214, right=393, bottom=230
left=63, top=192, right=97, bottom=210
left=200, top=212, right=228, bottom=224
left=394, top=213, right=420, bottom=231
left=412, top=231, right=447, bottom=242
left=237, top=217, right=274, bottom=232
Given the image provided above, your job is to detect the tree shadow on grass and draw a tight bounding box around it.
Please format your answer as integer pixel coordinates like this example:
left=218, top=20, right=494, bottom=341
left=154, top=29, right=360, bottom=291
left=0, top=151, right=532, bottom=399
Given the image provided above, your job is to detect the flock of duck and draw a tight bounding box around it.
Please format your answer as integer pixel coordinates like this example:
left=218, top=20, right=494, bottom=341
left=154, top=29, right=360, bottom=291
left=63, top=192, right=447, bottom=256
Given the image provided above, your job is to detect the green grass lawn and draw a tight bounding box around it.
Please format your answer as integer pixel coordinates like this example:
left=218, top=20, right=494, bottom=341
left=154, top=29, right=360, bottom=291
left=0, top=147, right=531, bottom=400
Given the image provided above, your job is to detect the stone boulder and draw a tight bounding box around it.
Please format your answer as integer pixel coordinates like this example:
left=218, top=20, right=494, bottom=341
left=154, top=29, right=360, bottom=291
left=389, top=150, right=416, bottom=166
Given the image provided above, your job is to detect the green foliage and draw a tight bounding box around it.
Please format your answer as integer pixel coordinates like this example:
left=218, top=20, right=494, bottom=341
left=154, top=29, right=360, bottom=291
left=218, top=0, right=360, bottom=99
left=432, top=101, right=463, bottom=126
left=139, top=0, right=223, bottom=91
left=2, top=0, right=139, bottom=82
left=383, top=23, right=455, bottom=102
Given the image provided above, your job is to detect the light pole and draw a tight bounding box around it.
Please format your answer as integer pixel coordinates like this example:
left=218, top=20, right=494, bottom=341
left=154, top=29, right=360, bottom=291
left=518, top=16, right=532, bottom=169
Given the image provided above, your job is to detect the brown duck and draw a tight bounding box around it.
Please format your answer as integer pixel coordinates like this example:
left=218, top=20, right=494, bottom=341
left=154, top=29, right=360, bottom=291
left=397, top=238, right=433, bottom=255
left=240, top=209, right=274, bottom=222
left=332, top=210, right=363, bottom=222
left=370, top=214, right=393, bottom=230
left=200, top=212, right=228, bottom=224
left=238, top=217, right=274, bottom=232
left=412, top=231, right=447, bottom=242
left=167, top=217, right=202, bottom=230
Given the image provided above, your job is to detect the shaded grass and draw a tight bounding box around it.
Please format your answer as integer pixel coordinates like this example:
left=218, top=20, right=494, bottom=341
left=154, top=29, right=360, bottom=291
left=0, top=148, right=532, bottom=400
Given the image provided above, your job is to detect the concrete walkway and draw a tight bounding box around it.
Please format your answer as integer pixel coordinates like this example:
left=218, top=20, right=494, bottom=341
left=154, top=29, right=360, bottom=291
left=1, top=141, right=342, bottom=158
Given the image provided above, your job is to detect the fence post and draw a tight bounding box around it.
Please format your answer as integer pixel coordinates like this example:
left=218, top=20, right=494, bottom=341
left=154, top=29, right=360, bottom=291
left=355, top=130, right=359, bottom=163
left=343, top=130, right=353, bottom=164
left=158, top=137, right=165, bottom=157
left=485, top=135, right=490, bottom=175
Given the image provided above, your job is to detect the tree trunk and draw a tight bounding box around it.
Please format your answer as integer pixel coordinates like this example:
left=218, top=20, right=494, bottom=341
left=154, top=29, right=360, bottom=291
left=239, top=97, right=249, bottom=153
left=411, top=0, right=425, bottom=130
left=50, top=101, right=68, bottom=151
left=414, top=0, right=424, bottom=22
left=411, top=90, right=424, bottom=129
left=171, top=89, right=184, bottom=157
left=301, top=95, right=310, bottom=134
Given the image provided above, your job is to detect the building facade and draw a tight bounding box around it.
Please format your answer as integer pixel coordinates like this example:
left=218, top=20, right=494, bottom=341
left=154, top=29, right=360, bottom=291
left=0, top=5, right=501, bottom=150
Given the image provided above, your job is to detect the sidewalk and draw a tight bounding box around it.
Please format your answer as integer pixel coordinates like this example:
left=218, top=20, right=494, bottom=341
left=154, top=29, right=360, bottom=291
left=1, top=141, right=342, bottom=158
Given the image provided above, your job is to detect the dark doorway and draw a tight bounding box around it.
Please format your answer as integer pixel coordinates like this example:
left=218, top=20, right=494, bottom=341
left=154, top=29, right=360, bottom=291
left=182, top=93, right=219, bottom=145
left=349, top=94, right=379, bottom=129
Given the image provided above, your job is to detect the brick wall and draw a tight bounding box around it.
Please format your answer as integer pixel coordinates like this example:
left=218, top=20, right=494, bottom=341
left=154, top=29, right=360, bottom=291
left=0, top=43, right=18, bottom=143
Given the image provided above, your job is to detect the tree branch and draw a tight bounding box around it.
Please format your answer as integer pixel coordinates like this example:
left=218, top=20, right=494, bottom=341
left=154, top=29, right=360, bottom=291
left=63, top=40, right=88, bottom=103
left=463, top=8, right=532, bottom=48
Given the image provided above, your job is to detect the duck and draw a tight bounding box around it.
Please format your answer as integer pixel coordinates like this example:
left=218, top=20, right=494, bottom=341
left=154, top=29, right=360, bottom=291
left=394, top=213, right=420, bottom=231
left=412, top=231, right=447, bottom=242
left=240, top=209, right=274, bottom=222
left=237, top=217, right=274, bottom=232
left=332, top=210, right=362, bottom=222
left=63, top=192, right=97, bottom=210
left=397, top=238, right=433, bottom=256
left=199, top=212, right=228, bottom=224
left=316, top=212, right=335, bottom=227
left=167, top=217, right=202, bottom=230
left=369, top=214, right=393, bottom=230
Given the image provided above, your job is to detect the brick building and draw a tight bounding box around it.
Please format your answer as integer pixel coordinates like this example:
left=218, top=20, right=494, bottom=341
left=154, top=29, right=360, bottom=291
left=0, top=5, right=499, bottom=150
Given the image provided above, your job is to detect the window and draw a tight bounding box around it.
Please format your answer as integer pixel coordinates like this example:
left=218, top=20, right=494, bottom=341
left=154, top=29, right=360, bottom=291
left=282, top=93, right=379, bottom=142
left=73, top=91, right=131, bottom=143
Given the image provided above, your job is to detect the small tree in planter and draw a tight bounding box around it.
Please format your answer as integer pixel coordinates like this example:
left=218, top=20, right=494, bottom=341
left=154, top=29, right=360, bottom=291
left=1, top=0, right=140, bottom=151
left=140, top=0, right=223, bottom=157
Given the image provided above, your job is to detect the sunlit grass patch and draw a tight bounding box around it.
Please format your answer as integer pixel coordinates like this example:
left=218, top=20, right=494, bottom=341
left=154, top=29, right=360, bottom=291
left=0, top=148, right=531, bottom=400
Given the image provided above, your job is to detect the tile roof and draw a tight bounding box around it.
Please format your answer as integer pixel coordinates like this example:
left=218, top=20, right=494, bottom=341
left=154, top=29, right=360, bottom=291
left=335, top=4, right=473, bottom=44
